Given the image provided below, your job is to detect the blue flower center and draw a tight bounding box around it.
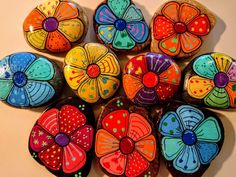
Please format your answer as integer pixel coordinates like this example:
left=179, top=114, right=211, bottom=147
left=182, top=130, right=197, bottom=146
left=13, top=71, right=27, bottom=88
left=115, top=19, right=127, bottom=31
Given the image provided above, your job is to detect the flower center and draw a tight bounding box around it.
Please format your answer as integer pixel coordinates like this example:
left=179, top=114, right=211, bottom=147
left=119, top=137, right=135, bottom=155
left=55, top=133, right=70, bottom=147
left=174, top=22, right=187, bottom=34
left=13, top=71, right=27, bottom=88
left=43, top=17, right=59, bottom=32
left=182, top=130, right=197, bottom=146
left=214, top=72, right=229, bottom=88
left=115, top=19, right=127, bottom=31
left=86, top=64, right=100, bottom=78
left=142, top=72, right=159, bottom=88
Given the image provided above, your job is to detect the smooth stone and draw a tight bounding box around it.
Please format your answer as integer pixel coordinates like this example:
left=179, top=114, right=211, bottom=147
left=0, top=52, right=64, bottom=108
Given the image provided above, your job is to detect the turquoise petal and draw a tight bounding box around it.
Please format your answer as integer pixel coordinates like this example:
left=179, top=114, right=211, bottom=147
left=107, top=0, right=130, bottom=18
left=98, top=25, right=116, bottom=43
left=123, top=5, right=144, bottom=22
left=25, top=57, right=54, bottom=81
left=193, top=54, right=218, bottom=79
left=7, top=86, right=30, bottom=107
left=161, top=137, right=184, bottom=161
left=113, top=30, right=135, bottom=50
left=196, top=142, right=219, bottom=164
left=0, top=80, right=13, bottom=100
left=0, top=56, right=12, bottom=79
left=176, top=105, right=204, bottom=130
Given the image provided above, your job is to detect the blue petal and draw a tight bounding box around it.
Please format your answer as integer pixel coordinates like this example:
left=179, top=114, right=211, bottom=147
left=95, top=4, right=117, bottom=25
left=7, top=86, right=30, bottom=107
left=0, top=56, right=12, bottom=79
left=98, top=25, right=116, bottom=44
left=196, top=142, right=219, bottom=164
left=176, top=105, right=204, bottom=130
left=126, top=21, right=149, bottom=43
left=9, top=52, right=36, bottom=73
left=159, top=111, right=184, bottom=138
left=25, top=81, right=55, bottom=107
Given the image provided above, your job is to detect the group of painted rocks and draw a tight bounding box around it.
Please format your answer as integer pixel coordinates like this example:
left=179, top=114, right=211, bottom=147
left=0, top=0, right=232, bottom=176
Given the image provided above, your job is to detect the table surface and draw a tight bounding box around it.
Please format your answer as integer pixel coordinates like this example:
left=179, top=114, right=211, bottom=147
left=0, top=0, right=236, bottom=177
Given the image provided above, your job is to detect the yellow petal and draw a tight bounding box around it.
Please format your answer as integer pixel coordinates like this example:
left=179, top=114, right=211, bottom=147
left=26, top=29, right=48, bottom=50
left=211, top=53, right=232, bottom=72
left=84, top=43, right=108, bottom=64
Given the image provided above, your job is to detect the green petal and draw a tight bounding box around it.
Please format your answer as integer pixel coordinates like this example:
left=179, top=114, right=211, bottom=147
left=113, top=30, right=135, bottom=50
left=107, top=0, right=130, bottom=18
left=0, top=80, right=13, bottom=100
left=204, top=87, right=230, bottom=108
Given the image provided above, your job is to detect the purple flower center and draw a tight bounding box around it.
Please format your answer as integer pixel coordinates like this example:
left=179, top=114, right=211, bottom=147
left=115, top=19, right=126, bottom=31
left=13, top=71, right=27, bottom=87
left=214, top=72, right=229, bottom=88
left=43, top=17, right=59, bottom=32
left=55, top=133, right=70, bottom=147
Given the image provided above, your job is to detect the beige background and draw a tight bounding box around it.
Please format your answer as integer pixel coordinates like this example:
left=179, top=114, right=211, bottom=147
left=0, top=0, right=235, bottom=176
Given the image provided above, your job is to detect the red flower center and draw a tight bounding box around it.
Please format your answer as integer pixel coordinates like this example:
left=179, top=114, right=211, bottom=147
left=86, top=64, right=100, bottom=78
left=120, top=137, right=135, bottom=155
left=142, top=72, right=159, bottom=88
left=174, top=22, right=187, bottom=34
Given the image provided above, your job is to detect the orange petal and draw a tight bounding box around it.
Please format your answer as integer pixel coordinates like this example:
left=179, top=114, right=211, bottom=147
left=162, top=1, right=180, bottom=22
left=180, top=32, right=202, bottom=53
left=179, top=3, right=200, bottom=24
left=159, top=64, right=181, bottom=85
left=23, top=9, right=45, bottom=32
left=188, top=14, right=211, bottom=36
left=159, top=34, right=181, bottom=57
left=225, top=82, right=236, bottom=107
left=54, top=1, right=79, bottom=21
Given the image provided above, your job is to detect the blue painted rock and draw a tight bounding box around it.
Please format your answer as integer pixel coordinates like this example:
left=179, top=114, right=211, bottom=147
left=0, top=52, right=64, bottom=108
left=157, top=101, right=224, bottom=177
left=29, top=97, right=95, bottom=177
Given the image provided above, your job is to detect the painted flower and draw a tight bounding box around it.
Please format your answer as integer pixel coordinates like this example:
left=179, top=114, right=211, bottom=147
left=159, top=105, right=222, bottom=174
left=23, top=0, right=87, bottom=53
left=0, top=52, right=56, bottom=107
left=123, top=53, right=181, bottom=106
left=187, top=53, right=236, bottom=108
left=153, top=1, right=211, bottom=56
left=95, top=109, right=156, bottom=176
left=29, top=105, right=94, bottom=174
left=64, top=43, right=120, bottom=103
left=94, top=0, right=149, bottom=50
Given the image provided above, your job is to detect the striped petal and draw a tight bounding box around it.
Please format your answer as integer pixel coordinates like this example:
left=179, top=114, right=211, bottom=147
left=211, top=53, right=232, bottom=73
left=95, top=4, right=117, bottom=25
left=26, top=29, right=48, bottom=50
left=126, top=21, right=149, bottom=43
left=134, top=87, right=158, bottom=106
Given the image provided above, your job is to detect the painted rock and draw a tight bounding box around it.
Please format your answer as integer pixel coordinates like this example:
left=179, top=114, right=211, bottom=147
left=182, top=52, right=236, bottom=109
left=95, top=97, right=159, bottom=177
left=29, top=97, right=95, bottom=177
left=64, top=43, right=121, bottom=103
left=150, top=0, right=216, bottom=59
left=157, top=101, right=224, bottom=177
left=94, top=0, right=150, bottom=52
left=0, top=52, right=64, bottom=108
left=23, top=0, right=88, bottom=53
left=123, top=52, right=181, bottom=106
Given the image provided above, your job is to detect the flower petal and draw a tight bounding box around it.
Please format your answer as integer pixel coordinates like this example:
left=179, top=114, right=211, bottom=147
left=195, top=117, right=221, bottom=142
left=45, top=30, right=71, bottom=53
left=156, top=82, right=179, bottom=101
left=225, top=82, right=236, bottom=107
left=125, top=151, right=149, bottom=176
left=179, top=3, right=200, bottom=24
left=23, top=9, right=45, bottom=32
left=98, top=25, right=116, bottom=43
left=37, top=0, right=60, bottom=17
left=204, top=87, right=230, bottom=108
left=159, top=34, right=181, bottom=56
left=37, top=108, right=59, bottom=136
left=0, top=56, right=12, bottom=79
left=180, top=32, right=202, bottom=53
left=176, top=105, right=204, bottom=130
left=196, top=142, right=219, bottom=164
left=26, top=29, right=48, bottom=50
left=62, top=142, right=86, bottom=173
left=126, top=21, right=149, bottom=43
left=161, top=137, right=184, bottom=161
left=100, top=150, right=127, bottom=175
left=59, top=105, right=86, bottom=135
left=193, top=54, right=218, bottom=79
left=58, top=19, right=84, bottom=42
left=113, top=30, right=135, bottom=50
left=25, top=81, right=55, bottom=107
left=97, top=52, right=120, bottom=76
left=173, top=146, right=200, bottom=174
left=135, top=135, right=156, bottom=161
left=123, top=5, right=144, bottom=22
left=0, top=80, right=13, bottom=100
left=159, top=64, right=181, bottom=85
left=227, top=62, right=236, bottom=81
left=162, top=1, right=180, bottom=22
left=153, top=16, right=175, bottom=40
left=97, top=75, right=120, bottom=99
left=95, top=129, right=119, bottom=157
left=95, top=4, right=117, bottom=25
left=64, top=65, right=88, bottom=90
left=7, top=87, right=30, bottom=107
left=54, top=1, right=78, bottom=21
left=107, top=0, right=130, bottom=18
left=38, top=144, right=62, bottom=171
left=128, top=113, right=152, bottom=141
left=134, top=87, right=159, bottom=106
left=211, top=53, right=232, bottom=73
left=102, top=110, right=129, bottom=139
left=77, top=78, right=100, bottom=103
left=71, top=125, right=94, bottom=152
left=29, top=125, right=54, bottom=152
left=187, top=14, right=211, bottom=36
left=187, top=76, right=215, bottom=99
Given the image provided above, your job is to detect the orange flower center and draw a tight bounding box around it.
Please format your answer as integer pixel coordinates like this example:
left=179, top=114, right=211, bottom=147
left=120, top=137, right=135, bottom=155
left=174, top=22, right=187, bottom=34
left=86, top=64, right=100, bottom=78
left=142, top=72, right=159, bottom=88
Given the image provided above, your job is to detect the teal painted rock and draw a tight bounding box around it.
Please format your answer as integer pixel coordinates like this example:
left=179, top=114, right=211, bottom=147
left=0, top=52, right=64, bottom=108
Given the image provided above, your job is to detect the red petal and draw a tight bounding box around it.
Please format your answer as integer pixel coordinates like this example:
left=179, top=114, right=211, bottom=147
left=54, top=2, right=79, bottom=21
left=156, top=82, right=179, bottom=101
left=159, top=64, right=181, bottom=85
left=153, top=16, right=174, bottom=40
left=23, top=9, right=45, bottom=32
